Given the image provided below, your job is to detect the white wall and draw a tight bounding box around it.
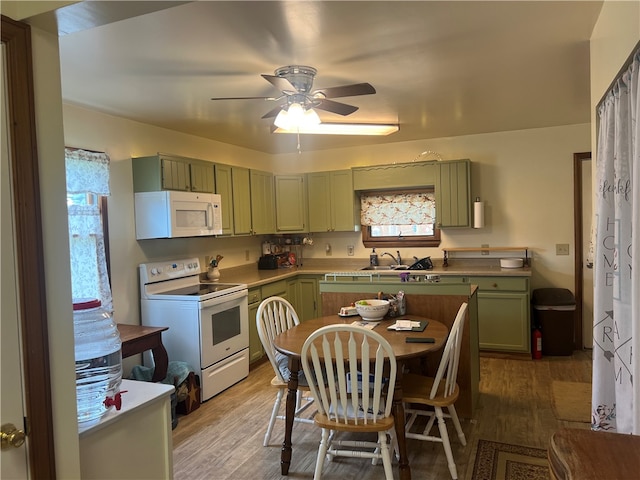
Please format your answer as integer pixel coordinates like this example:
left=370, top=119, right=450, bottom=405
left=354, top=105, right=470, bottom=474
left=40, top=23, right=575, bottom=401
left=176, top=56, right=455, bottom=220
left=63, top=104, right=275, bottom=325
left=590, top=0, right=640, bottom=156
left=278, top=124, right=591, bottom=291
left=31, top=27, right=81, bottom=479
left=64, top=102, right=590, bottom=309
left=5, top=1, right=633, bottom=478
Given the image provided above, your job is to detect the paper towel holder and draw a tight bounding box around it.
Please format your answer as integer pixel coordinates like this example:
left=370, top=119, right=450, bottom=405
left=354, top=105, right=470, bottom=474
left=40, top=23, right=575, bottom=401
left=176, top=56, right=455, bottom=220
left=473, top=197, right=485, bottom=229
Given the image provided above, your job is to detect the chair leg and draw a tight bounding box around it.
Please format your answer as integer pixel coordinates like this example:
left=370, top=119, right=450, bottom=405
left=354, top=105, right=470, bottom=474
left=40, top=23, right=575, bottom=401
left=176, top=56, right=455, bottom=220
left=447, top=404, right=467, bottom=446
left=264, top=388, right=284, bottom=446
left=378, top=431, right=395, bottom=480
left=314, top=428, right=331, bottom=480
left=435, top=406, right=458, bottom=480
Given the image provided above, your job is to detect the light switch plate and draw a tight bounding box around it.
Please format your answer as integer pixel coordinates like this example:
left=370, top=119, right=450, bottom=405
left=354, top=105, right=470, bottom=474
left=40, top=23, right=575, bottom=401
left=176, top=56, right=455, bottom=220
left=556, top=243, right=570, bottom=255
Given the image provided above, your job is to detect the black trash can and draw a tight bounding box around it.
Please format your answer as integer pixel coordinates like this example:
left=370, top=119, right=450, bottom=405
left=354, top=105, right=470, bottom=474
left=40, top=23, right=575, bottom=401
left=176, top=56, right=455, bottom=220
left=532, top=288, right=576, bottom=356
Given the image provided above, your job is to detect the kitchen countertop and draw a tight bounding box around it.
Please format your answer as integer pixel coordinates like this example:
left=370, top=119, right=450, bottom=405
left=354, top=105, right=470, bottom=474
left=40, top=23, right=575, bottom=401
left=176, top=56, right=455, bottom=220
left=206, top=258, right=531, bottom=288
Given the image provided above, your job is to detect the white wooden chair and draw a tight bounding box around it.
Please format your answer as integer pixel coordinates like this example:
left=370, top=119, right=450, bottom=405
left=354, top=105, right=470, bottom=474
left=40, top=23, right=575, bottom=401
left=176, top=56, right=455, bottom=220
left=402, top=302, right=468, bottom=480
left=256, top=296, right=315, bottom=446
left=301, top=324, right=397, bottom=480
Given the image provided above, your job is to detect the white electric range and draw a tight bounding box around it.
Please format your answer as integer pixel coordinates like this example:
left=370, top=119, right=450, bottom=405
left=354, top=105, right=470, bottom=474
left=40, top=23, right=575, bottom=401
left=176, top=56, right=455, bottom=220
left=139, top=258, right=248, bottom=401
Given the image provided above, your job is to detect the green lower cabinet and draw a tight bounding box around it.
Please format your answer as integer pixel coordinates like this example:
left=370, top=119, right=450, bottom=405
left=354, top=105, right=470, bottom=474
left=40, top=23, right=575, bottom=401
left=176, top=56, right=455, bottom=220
left=248, top=287, right=263, bottom=364
left=477, top=291, right=530, bottom=353
left=296, top=276, right=322, bottom=322
left=439, top=275, right=530, bottom=353
left=261, top=279, right=288, bottom=300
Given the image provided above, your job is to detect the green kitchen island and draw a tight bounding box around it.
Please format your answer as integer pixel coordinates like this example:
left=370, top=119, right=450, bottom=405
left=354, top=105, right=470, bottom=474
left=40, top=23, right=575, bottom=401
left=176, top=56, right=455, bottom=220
left=319, top=279, right=479, bottom=419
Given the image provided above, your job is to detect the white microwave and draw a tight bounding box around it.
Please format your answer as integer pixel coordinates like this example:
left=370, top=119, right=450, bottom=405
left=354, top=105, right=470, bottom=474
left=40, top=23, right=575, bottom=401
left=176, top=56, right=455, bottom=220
left=134, top=191, right=222, bottom=239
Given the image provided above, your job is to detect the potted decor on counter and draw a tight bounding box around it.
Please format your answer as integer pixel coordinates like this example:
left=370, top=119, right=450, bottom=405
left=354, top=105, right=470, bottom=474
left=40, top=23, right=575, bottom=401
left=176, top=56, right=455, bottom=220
left=207, top=255, right=223, bottom=282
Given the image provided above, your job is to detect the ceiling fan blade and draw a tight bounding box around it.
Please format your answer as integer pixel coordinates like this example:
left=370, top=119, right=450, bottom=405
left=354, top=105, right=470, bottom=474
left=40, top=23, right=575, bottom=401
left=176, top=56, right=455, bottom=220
left=261, top=104, right=286, bottom=119
left=210, top=96, right=277, bottom=101
left=314, top=99, right=359, bottom=116
left=261, top=74, right=297, bottom=94
left=313, top=82, right=376, bottom=99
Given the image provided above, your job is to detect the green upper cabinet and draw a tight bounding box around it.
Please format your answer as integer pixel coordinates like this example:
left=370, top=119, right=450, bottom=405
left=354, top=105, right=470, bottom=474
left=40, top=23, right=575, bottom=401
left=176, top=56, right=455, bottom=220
left=436, top=159, right=471, bottom=228
left=352, top=161, right=437, bottom=190
left=214, top=163, right=234, bottom=235
left=132, top=154, right=214, bottom=193
left=218, top=165, right=275, bottom=236
left=189, top=160, right=215, bottom=193
left=351, top=159, right=471, bottom=228
left=250, top=169, right=276, bottom=235
left=308, top=170, right=358, bottom=232
left=275, top=174, right=308, bottom=233
left=231, top=166, right=252, bottom=235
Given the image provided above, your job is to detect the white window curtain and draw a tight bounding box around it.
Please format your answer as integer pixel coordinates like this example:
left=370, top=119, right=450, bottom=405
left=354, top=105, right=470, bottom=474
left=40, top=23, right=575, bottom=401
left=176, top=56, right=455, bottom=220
left=591, top=48, right=639, bottom=435
left=65, top=148, right=113, bottom=311
left=360, top=192, right=435, bottom=226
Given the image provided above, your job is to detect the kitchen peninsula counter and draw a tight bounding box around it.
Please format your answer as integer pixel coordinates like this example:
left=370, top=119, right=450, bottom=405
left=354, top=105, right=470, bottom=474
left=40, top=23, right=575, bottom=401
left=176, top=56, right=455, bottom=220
left=209, top=258, right=531, bottom=288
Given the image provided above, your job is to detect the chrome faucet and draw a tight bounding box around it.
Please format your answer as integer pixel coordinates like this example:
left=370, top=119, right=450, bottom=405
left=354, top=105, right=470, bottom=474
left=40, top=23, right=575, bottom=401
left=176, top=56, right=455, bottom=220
left=381, top=251, right=402, bottom=266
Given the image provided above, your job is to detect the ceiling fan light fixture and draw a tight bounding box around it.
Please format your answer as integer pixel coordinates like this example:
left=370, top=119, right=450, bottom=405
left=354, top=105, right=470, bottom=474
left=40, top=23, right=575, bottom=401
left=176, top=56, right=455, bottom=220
left=273, top=122, right=399, bottom=136
left=274, top=102, right=321, bottom=129
left=274, top=108, right=291, bottom=129
left=303, top=107, right=321, bottom=126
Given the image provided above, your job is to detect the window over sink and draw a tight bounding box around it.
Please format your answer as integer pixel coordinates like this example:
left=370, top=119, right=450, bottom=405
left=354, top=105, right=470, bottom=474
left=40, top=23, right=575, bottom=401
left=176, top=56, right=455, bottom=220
left=360, top=188, right=441, bottom=248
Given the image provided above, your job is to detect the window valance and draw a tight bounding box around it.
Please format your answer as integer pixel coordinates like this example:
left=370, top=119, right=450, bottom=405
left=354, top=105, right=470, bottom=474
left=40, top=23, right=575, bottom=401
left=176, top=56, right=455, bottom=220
left=65, top=148, right=111, bottom=195
left=360, top=191, right=436, bottom=226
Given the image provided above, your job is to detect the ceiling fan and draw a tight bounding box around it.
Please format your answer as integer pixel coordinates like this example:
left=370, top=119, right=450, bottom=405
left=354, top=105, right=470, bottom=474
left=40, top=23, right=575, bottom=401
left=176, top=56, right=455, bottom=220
left=210, top=65, right=376, bottom=121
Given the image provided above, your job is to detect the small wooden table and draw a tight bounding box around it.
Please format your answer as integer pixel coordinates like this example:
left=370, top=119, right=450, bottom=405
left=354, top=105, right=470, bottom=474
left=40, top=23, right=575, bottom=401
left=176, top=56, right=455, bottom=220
left=549, top=427, right=640, bottom=479
left=117, top=324, right=169, bottom=382
left=273, top=314, right=448, bottom=480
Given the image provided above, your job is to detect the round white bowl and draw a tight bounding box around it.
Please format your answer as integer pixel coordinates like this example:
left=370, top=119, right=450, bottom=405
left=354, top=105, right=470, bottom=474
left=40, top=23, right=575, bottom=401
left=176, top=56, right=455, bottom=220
left=500, top=258, right=524, bottom=268
left=355, top=299, right=390, bottom=322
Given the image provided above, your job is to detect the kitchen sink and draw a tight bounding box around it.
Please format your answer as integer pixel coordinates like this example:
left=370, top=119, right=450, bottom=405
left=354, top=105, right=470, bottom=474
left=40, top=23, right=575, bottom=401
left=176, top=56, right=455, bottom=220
left=360, top=265, right=410, bottom=271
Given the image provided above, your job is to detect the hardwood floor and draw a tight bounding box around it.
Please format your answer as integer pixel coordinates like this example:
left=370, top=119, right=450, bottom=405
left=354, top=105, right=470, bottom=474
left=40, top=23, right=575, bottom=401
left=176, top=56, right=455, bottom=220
left=172, top=351, right=592, bottom=479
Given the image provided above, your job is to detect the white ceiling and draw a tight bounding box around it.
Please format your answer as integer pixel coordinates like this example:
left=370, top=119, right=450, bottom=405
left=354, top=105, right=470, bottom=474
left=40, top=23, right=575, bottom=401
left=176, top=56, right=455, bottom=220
left=31, top=1, right=603, bottom=154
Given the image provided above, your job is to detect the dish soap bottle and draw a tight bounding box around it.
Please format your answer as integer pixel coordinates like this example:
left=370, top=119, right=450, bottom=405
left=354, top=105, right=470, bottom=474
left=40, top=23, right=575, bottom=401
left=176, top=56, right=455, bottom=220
left=370, top=248, right=379, bottom=266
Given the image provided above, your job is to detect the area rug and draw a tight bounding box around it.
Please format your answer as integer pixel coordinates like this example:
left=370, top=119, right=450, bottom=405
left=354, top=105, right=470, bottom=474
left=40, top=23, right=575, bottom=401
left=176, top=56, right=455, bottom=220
left=469, top=439, right=548, bottom=480
left=551, top=380, right=591, bottom=423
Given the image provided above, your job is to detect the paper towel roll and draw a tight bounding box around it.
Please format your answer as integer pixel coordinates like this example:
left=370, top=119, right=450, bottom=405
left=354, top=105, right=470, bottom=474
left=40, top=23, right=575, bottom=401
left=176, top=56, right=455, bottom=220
left=473, top=200, right=485, bottom=228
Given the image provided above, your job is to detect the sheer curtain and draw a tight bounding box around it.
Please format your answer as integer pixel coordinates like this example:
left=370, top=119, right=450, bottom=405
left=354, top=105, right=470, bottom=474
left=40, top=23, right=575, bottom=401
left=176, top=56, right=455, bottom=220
left=591, top=48, right=639, bottom=434
left=65, top=148, right=113, bottom=311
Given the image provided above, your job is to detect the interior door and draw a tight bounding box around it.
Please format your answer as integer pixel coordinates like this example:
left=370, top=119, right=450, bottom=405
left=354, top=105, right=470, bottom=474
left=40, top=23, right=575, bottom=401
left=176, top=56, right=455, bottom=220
left=573, top=152, right=593, bottom=350
left=1, top=16, right=56, bottom=477
left=581, top=157, right=594, bottom=348
left=1, top=42, right=29, bottom=478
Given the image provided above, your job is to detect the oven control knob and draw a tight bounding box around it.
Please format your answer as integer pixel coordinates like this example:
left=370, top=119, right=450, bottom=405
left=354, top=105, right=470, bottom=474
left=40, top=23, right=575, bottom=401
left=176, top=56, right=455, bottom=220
left=150, top=268, right=158, bottom=275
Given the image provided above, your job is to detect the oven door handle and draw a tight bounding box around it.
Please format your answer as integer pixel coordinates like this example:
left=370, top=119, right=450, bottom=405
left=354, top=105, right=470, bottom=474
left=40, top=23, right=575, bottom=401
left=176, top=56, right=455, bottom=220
left=200, top=288, right=248, bottom=309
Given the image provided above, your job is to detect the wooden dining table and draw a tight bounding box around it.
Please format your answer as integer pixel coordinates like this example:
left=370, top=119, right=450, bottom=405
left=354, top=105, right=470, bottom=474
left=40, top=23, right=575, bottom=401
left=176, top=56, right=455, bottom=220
left=273, top=314, right=448, bottom=480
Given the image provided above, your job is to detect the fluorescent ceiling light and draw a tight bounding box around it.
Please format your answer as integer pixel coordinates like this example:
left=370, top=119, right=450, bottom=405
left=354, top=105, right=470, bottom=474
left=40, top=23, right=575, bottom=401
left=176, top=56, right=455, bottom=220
left=273, top=122, right=399, bottom=136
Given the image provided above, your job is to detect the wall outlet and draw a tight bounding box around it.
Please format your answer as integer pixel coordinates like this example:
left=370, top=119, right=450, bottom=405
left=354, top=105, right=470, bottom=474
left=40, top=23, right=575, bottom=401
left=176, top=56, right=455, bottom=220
left=325, top=243, right=332, bottom=256
left=245, top=250, right=250, bottom=261
left=556, top=243, right=570, bottom=255
left=481, top=244, right=490, bottom=255
left=347, top=245, right=354, bottom=256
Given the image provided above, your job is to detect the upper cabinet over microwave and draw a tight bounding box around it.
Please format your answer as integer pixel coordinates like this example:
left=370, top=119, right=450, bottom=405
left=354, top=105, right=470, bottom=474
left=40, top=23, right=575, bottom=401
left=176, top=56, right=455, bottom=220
left=132, top=154, right=215, bottom=193
left=135, top=191, right=222, bottom=239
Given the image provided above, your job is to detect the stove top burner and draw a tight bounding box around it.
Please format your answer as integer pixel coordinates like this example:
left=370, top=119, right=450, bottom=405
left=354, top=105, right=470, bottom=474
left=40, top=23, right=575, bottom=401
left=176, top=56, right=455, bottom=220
left=158, top=283, right=241, bottom=297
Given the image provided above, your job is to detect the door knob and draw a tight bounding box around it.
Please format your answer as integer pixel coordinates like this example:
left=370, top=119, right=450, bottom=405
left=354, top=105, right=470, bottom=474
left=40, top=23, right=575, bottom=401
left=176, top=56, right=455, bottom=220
left=1, top=423, right=26, bottom=450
